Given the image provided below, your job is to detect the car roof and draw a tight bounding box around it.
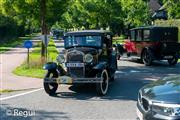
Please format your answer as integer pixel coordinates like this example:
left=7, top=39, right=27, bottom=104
left=130, top=26, right=178, bottom=30
left=64, top=30, right=112, bottom=36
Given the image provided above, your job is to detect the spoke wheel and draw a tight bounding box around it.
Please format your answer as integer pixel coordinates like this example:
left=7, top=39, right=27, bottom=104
left=96, top=69, right=109, bottom=96
left=43, top=71, right=58, bottom=96
left=142, top=50, right=153, bottom=66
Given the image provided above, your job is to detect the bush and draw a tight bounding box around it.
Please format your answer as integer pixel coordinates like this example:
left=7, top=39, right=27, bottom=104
left=0, top=14, right=26, bottom=42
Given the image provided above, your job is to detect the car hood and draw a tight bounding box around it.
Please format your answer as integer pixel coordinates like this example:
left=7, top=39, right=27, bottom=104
left=67, top=47, right=98, bottom=55
left=141, top=76, right=180, bottom=104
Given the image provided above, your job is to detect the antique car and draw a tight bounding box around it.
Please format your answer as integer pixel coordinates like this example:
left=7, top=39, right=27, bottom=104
left=121, top=26, right=180, bottom=66
left=137, top=75, right=180, bottom=120
left=43, top=30, right=117, bottom=96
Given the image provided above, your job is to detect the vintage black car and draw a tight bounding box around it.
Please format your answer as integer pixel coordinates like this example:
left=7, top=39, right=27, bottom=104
left=137, top=75, right=180, bottom=120
left=43, top=30, right=117, bottom=96
left=122, top=26, right=180, bottom=66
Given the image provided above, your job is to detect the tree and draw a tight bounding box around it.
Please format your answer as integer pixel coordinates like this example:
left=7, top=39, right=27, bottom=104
left=163, top=0, right=180, bottom=19
left=121, top=0, right=151, bottom=27
left=0, top=0, right=70, bottom=59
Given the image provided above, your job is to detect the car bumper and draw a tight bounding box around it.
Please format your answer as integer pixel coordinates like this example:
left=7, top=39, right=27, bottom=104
left=137, top=102, right=180, bottom=120
left=44, top=75, right=102, bottom=84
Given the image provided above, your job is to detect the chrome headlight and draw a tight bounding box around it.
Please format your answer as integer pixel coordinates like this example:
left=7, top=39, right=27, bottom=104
left=84, top=54, right=93, bottom=63
left=56, top=55, right=65, bottom=63
left=152, top=103, right=180, bottom=116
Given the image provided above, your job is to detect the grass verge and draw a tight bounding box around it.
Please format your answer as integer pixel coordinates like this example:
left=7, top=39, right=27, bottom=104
left=113, top=36, right=125, bottom=44
left=0, top=38, right=23, bottom=53
left=13, top=39, right=58, bottom=78
left=0, top=89, right=15, bottom=93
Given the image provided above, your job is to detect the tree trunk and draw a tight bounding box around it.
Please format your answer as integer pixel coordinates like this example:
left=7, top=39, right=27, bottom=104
left=40, top=0, right=47, bottom=62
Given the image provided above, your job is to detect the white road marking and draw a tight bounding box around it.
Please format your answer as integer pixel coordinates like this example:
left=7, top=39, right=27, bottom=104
left=0, top=88, right=43, bottom=101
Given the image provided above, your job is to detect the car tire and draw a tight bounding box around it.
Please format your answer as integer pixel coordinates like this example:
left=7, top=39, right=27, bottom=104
left=110, top=60, right=117, bottom=81
left=96, top=69, right=109, bottom=96
left=168, top=56, right=178, bottom=65
left=43, top=71, right=58, bottom=96
left=142, top=49, right=153, bottom=66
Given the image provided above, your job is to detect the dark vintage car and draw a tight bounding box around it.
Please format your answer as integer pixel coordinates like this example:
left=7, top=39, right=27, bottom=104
left=122, top=26, right=180, bottom=66
left=137, top=75, right=180, bottom=120
left=43, top=30, right=117, bottom=96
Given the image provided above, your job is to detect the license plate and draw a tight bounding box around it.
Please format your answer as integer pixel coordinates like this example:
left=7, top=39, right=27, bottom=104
left=57, top=76, right=72, bottom=84
left=164, top=56, right=173, bottom=59
left=66, top=63, right=84, bottom=67
left=136, top=108, right=143, bottom=120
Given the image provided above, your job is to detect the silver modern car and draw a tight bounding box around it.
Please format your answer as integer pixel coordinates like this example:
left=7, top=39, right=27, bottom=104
left=137, top=75, right=180, bottom=120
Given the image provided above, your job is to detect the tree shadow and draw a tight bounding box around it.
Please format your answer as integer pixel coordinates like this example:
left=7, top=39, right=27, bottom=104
left=52, top=63, right=180, bottom=101
left=0, top=104, right=70, bottom=120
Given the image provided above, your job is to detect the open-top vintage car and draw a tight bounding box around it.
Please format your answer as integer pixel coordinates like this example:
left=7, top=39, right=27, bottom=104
left=43, top=30, right=117, bottom=96
left=121, top=26, right=180, bottom=66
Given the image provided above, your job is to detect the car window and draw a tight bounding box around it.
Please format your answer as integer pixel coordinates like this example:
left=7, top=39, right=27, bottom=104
left=130, top=30, right=135, bottom=41
left=143, top=30, right=150, bottom=41
left=136, top=30, right=142, bottom=41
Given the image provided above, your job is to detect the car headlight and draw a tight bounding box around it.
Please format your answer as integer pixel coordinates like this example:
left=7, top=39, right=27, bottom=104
left=152, top=103, right=180, bottom=116
left=56, top=55, right=65, bottom=63
left=84, top=54, right=93, bottom=63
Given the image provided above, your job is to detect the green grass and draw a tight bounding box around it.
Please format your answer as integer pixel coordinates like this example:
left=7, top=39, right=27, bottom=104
left=0, top=34, right=39, bottom=53
left=13, top=39, right=58, bottom=78
left=0, top=88, right=36, bottom=93
left=113, top=36, right=125, bottom=44
left=0, top=38, right=23, bottom=53
left=0, top=89, right=14, bottom=93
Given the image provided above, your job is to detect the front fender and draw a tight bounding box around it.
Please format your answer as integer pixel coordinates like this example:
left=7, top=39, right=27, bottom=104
left=43, top=62, right=57, bottom=70
left=93, top=62, right=108, bottom=72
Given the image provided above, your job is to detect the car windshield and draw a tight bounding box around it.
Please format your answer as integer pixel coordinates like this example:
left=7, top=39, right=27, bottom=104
left=64, top=35, right=102, bottom=48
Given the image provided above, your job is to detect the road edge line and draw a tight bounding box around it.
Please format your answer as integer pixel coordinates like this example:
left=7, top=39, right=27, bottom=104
left=0, top=88, right=43, bottom=101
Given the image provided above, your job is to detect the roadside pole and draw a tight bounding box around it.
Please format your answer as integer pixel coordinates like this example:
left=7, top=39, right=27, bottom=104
left=24, top=40, right=33, bottom=68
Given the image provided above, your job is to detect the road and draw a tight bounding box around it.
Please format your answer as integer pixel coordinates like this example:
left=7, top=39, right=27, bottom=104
left=1, top=41, right=180, bottom=120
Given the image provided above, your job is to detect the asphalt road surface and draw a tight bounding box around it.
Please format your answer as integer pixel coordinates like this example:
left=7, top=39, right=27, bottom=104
left=1, top=42, right=180, bottom=120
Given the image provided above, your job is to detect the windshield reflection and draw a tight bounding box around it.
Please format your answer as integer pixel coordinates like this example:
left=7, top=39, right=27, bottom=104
left=64, top=36, right=102, bottom=48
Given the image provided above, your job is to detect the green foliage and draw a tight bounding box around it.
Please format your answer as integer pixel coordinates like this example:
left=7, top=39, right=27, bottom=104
left=56, top=0, right=151, bottom=34
left=0, top=14, right=19, bottom=40
left=121, top=0, right=151, bottom=27
left=161, top=0, right=180, bottom=19
left=0, top=0, right=71, bottom=33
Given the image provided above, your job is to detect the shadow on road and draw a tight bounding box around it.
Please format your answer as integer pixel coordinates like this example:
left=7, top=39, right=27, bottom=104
left=52, top=62, right=180, bottom=101
left=0, top=104, right=70, bottom=120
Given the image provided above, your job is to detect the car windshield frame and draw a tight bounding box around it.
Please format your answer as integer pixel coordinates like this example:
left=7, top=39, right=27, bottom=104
left=64, top=35, right=102, bottom=49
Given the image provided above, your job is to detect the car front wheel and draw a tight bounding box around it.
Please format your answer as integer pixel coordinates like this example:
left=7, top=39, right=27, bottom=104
left=43, top=71, right=58, bottom=96
left=96, top=69, right=109, bottom=96
left=168, top=56, right=178, bottom=65
left=142, top=50, right=153, bottom=66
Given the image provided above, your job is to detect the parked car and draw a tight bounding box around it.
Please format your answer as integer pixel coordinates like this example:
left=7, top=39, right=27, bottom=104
left=121, top=26, right=180, bottom=66
left=43, top=30, right=117, bottom=96
left=137, top=75, right=180, bottom=120
left=51, top=29, right=64, bottom=40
